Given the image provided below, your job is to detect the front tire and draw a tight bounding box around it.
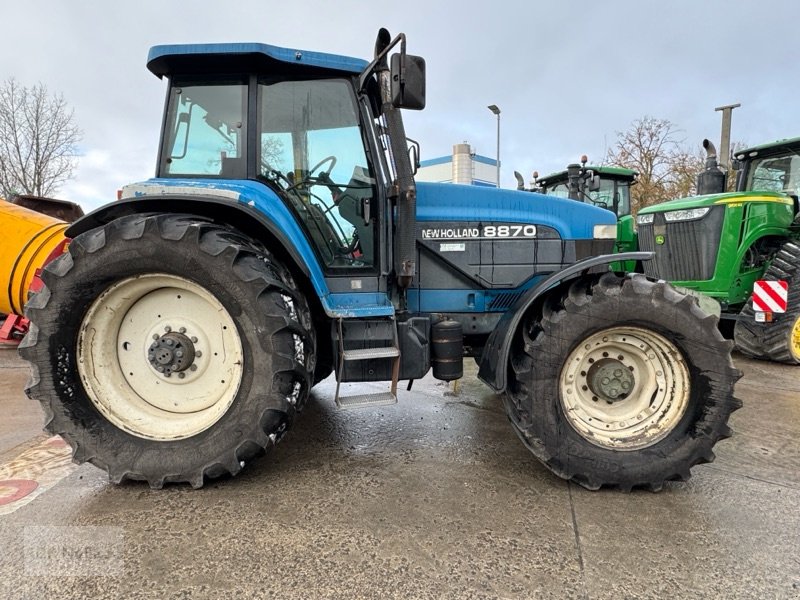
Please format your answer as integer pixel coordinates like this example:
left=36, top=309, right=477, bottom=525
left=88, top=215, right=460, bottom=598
left=506, top=273, right=741, bottom=491
left=20, top=214, right=315, bottom=488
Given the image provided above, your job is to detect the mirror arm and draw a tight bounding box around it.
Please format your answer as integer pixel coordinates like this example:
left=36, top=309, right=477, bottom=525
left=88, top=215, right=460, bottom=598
left=358, top=32, right=406, bottom=93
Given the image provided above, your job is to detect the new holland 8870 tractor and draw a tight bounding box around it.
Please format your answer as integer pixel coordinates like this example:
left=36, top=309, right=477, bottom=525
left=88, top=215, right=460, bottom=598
left=20, top=30, right=740, bottom=491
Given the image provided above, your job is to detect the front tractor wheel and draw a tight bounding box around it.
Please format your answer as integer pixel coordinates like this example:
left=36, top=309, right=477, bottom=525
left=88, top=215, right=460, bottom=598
left=507, top=273, right=741, bottom=491
left=20, top=214, right=315, bottom=488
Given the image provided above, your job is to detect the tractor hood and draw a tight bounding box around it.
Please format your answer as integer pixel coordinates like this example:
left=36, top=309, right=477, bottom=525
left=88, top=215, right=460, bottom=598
left=637, top=190, right=794, bottom=214
left=415, top=182, right=616, bottom=240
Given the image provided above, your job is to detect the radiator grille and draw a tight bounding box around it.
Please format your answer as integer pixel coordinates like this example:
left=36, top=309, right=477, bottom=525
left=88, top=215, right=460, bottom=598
left=638, top=205, right=725, bottom=281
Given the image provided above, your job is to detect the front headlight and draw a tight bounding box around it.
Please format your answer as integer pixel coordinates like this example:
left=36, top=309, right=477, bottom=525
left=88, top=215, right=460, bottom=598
left=664, top=207, right=710, bottom=222
left=636, top=213, right=654, bottom=225
left=593, top=224, right=617, bottom=239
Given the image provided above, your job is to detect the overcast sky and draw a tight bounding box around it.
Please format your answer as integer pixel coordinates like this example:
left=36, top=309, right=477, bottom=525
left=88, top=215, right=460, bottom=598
left=2, top=1, right=796, bottom=210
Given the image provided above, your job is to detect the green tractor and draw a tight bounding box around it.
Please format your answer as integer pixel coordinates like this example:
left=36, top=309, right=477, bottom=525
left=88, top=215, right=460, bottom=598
left=518, top=160, right=639, bottom=271
left=636, top=138, right=800, bottom=363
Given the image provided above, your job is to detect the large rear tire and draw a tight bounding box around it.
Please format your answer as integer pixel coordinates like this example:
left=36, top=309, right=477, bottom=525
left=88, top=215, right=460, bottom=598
left=506, top=273, right=741, bottom=491
left=734, top=241, right=800, bottom=364
left=20, top=214, right=315, bottom=488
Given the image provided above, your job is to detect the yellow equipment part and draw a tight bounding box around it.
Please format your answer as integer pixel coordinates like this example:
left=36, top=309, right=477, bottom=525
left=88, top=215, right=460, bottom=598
left=0, top=198, right=68, bottom=315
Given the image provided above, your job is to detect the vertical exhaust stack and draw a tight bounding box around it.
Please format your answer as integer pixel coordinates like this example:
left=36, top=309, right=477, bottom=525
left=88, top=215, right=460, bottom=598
left=566, top=163, right=582, bottom=200
left=696, top=139, right=727, bottom=195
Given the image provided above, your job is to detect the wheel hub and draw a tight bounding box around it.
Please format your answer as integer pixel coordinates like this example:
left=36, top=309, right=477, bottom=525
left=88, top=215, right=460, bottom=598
left=148, top=330, right=198, bottom=378
left=559, top=326, right=691, bottom=451
left=587, top=358, right=635, bottom=402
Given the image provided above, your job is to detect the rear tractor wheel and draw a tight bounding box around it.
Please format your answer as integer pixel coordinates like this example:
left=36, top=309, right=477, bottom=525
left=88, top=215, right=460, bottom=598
left=506, top=273, right=741, bottom=491
left=20, top=214, right=315, bottom=488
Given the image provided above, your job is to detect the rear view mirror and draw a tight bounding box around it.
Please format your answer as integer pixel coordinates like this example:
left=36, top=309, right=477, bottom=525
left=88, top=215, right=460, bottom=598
left=390, top=53, right=426, bottom=110
left=588, top=173, right=601, bottom=192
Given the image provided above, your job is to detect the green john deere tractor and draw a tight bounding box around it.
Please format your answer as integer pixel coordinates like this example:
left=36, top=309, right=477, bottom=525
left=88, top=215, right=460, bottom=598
left=636, top=137, right=800, bottom=363
left=524, top=160, right=639, bottom=271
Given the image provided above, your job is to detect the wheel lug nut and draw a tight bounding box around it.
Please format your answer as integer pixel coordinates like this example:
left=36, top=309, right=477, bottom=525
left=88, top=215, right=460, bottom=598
left=190, top=364, right=198, bottom=372
left=176, top=350, right=184, bottom=358
left=195, top=351, right=202, bottom=358
left=152, top=334, right=160, bottom=340
left=179, top=327, right=186, bottom=333
left=165, top=372, right=171, bottom=378
left=191, top=336, right=198, bottom=343
left=157, top=366, right=164, bottom=372
left=164, top=325, right=172, bottom=332
left=178, top=372, right=186, bottom=379
left=165, top=339, right=174, bottom=346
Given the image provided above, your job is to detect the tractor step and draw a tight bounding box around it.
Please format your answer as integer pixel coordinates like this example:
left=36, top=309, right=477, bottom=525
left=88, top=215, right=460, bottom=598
left=334, top=316, right=400, bottom=409
left=342, top=347, right=400, bottom=361
left=335, top=391, right=397, bottom=410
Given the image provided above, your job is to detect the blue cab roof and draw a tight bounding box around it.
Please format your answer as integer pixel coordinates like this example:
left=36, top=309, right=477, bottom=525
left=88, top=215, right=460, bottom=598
left=147, top=42, right=368, bottom=77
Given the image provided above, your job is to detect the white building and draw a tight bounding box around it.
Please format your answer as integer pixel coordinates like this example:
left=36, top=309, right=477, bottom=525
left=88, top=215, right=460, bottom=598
left=416, top=143, right=498, bottom=187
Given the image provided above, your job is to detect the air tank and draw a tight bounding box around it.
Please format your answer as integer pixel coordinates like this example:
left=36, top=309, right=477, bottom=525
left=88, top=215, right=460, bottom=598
left=0, top=199, right=68, bottom=315
left=431, top=319, right=463, bottom=381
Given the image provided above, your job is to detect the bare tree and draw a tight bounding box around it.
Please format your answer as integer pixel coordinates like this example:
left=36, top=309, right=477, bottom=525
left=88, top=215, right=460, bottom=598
left=0, top=78, right=82, bottom=198
left=605, top=116, right=704, bottom=213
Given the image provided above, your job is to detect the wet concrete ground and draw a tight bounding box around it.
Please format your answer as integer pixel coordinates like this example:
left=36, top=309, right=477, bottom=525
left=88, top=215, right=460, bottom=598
left=0, top=346, right=798, bottom=599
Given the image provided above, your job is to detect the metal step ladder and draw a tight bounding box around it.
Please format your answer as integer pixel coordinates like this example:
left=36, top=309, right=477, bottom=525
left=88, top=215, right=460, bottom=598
left=334, top=317, right=400, bottom=409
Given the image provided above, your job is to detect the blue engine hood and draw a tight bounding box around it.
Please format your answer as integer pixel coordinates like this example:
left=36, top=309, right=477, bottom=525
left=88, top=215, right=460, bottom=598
left=415, top=182, right=615, bottom=240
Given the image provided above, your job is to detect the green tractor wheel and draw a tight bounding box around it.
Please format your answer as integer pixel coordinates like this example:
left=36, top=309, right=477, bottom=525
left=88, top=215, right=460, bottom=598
left=734, top=241, right=800, bottom=364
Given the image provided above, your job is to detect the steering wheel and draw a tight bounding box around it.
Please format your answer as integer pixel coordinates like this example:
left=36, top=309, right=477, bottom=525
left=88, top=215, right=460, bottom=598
left=309, top=155, right=337, bottom=179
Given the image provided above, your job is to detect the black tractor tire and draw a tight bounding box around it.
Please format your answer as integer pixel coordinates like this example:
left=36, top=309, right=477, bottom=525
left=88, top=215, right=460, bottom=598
left=734, top=241, right=800, bottom=364
left=20, top=213, right=315, bottom=488
left=506, top=273, right=741, bottom=491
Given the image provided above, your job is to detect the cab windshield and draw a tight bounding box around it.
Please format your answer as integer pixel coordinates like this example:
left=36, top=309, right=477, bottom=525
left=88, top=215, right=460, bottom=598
left=746, top=151, right=800, bottom=196
left=543, top=177, right=631, bottom=218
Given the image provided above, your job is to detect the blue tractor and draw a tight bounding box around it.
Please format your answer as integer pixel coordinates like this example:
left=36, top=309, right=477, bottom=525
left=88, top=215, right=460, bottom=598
left=21, top=30, right=740, bottom=491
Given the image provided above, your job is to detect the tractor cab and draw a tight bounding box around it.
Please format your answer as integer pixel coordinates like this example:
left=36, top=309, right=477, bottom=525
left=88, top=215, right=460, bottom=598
left=734, top=137, right=800, bottom=218
left=150, top=43, right=386, bottom=275
left=535, top=163, right=637, bottom=219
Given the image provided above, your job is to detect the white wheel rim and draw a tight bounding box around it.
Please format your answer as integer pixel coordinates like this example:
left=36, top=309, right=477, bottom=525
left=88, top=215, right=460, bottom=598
left=77, top=274, right=244, bottom=441
left=560, top=326, right=690, bottom=450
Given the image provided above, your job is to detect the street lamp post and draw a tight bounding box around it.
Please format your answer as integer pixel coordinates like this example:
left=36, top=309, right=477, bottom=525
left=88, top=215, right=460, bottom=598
left=487, top=104, right=501, bottom=187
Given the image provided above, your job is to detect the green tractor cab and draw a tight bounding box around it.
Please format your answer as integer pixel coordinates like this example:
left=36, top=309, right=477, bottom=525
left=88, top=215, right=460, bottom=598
left=527, top=161, right=639, bottom=271
left=636, top=137, right=800, bottom=363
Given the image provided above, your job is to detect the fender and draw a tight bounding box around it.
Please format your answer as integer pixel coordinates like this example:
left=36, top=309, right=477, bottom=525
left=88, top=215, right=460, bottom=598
left=477, top=251, right=654, bottom=393
left=66, top=193, right=329, bottom=300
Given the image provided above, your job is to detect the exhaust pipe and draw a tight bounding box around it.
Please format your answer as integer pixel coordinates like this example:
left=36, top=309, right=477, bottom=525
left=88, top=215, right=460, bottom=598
left=696, top=138, right=727, bottom=195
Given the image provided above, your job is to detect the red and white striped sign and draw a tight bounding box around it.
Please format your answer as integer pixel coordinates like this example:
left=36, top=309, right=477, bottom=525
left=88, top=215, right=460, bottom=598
left=752, top=280, right=788, bottom=313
